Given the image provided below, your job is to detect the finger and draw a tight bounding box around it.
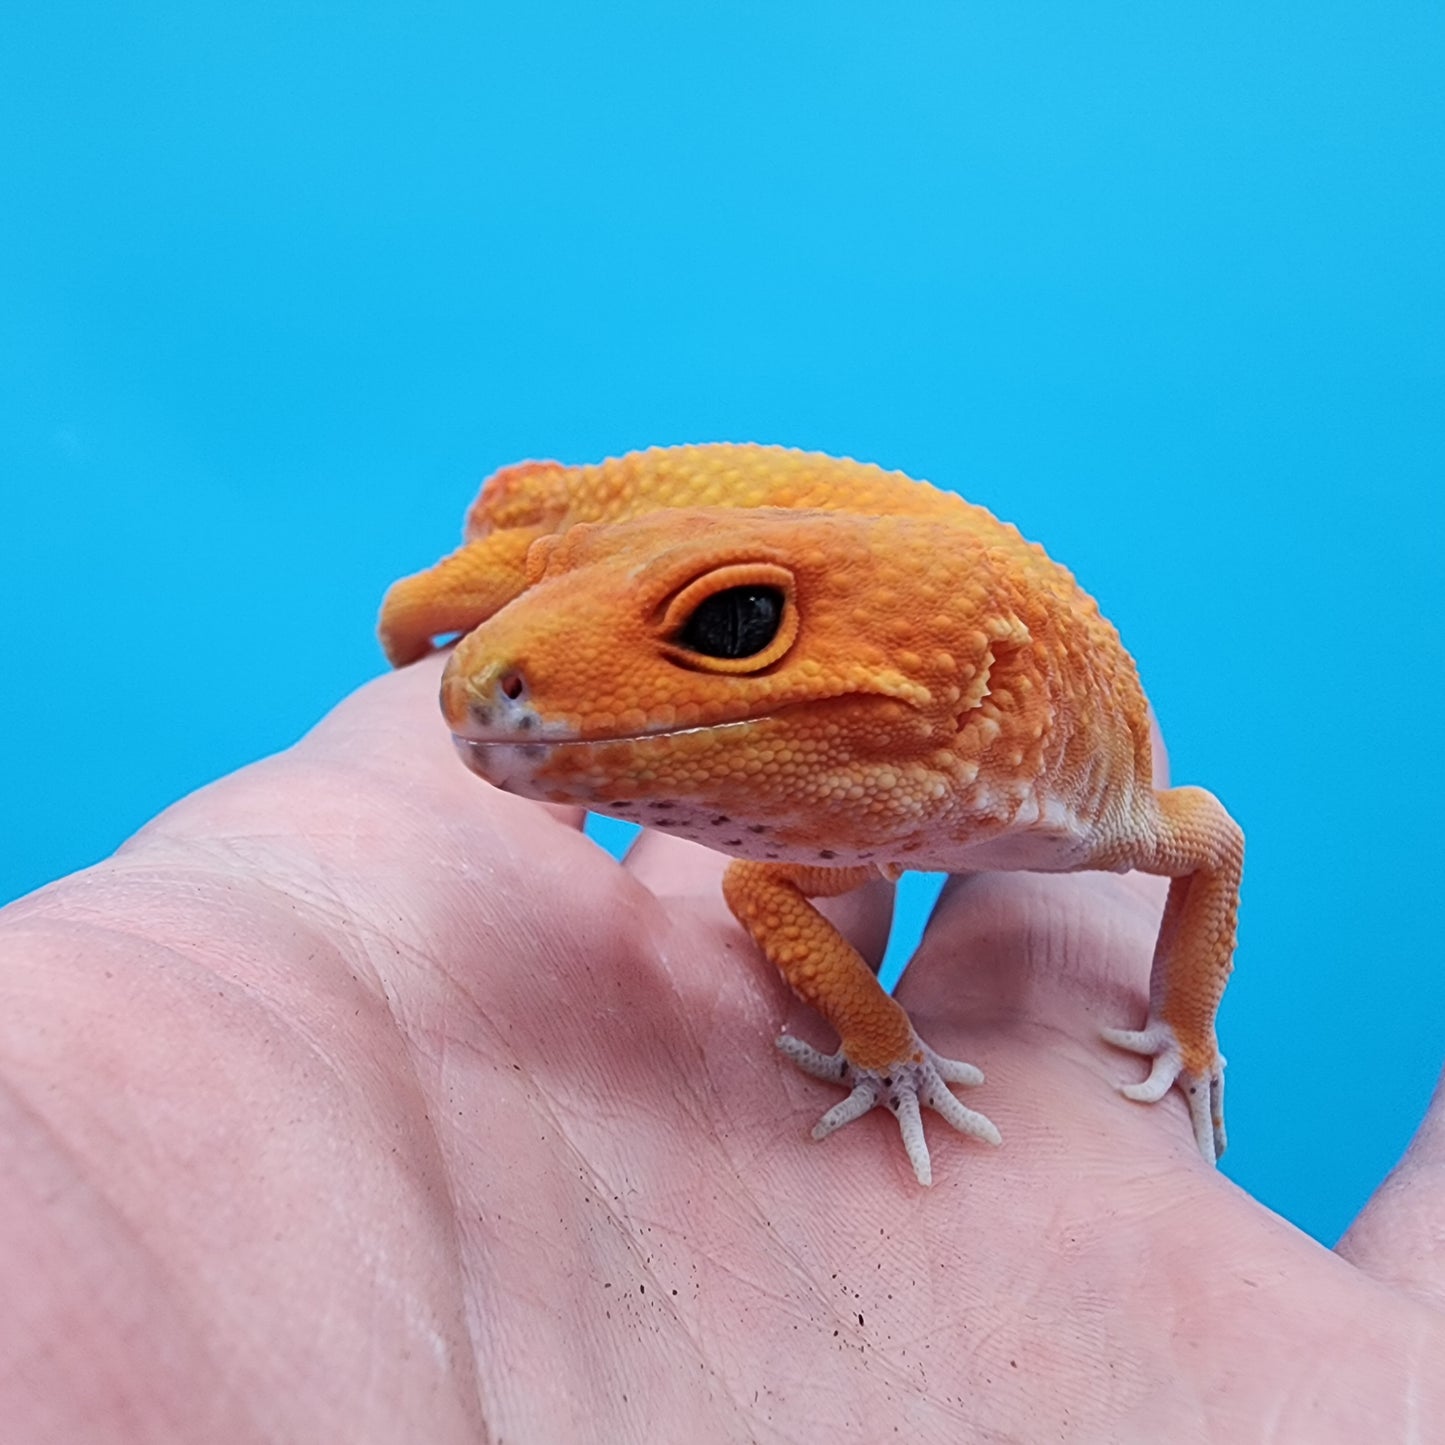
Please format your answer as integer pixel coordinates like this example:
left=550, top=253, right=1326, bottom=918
left=1147, top=705, right=1170, bottom=789
left=815, top=877, right=895, bottom=972
left=1336, top=1064, right=1445, bottom=1310
left=899, top=859, right=1164, bottom=1031
left=623, top=828, right=730, bottom=899
left=538, top=804, right=589, bottom=829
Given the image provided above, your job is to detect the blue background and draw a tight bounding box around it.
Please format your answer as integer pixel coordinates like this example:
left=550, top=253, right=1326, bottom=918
left=2, top=4, right=1440, bottom=1244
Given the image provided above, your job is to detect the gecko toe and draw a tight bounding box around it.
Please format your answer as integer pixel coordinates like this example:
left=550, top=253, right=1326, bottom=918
left=777, top=1031, right=998, bottom=1184
left=920, top=1075, right=1002, bottom=1147
left=1103, top=1017, right=1225, bottom=1164
left=776, top=1034, right=850, bottom=1082
left=893, top=1090, right=931, bottom=1186
left=812, top=1081, right=880, bottom=1137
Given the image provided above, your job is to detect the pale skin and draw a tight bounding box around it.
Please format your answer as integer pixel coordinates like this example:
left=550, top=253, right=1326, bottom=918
left=1, top=655, right=1442, bottom=1444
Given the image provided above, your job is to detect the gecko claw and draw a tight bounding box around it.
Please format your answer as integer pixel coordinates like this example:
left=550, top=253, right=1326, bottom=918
left=776, top=1033, right=1001, bottom=1186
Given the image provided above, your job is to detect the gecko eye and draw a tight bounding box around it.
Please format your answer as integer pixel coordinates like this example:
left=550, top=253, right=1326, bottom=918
left=659, top=563, right=797, bottom=674
left=678, top=586, right=784, bottom=659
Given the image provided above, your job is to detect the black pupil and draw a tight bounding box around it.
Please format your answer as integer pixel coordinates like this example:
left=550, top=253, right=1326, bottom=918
left=679, top=586, right=784, bottom=659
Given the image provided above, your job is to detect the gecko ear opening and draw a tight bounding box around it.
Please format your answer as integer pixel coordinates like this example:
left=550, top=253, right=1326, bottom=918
left=952, top=613, right=1032, bottom=722
left=658, top=563, right=799, bottom=674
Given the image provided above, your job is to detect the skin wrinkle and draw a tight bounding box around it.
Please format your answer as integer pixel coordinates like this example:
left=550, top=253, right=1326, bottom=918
left=432, top=1007, right=620, bottom=1162
left=28, top=894, right=486, bottom=1440
left=1223, top=1318, right=1383, bottom=1443
left=0, top=912, right=371, bottom=1165
left=201, top=832, right=484, bottom=1017
left=502, top=951, right=687, bottom=1113
left=626, top=915, right=727, bottom=1091
left=707, top=1315, right=889, bottom=1441
left=1405, top=1315, right=1430, bottom=1445
left=751, top=1225, right=1002, bottom=1429
left=429, top=936, right=762, bottom=1392
left=425, top=1083, right=602, bottom=1440
left=42, top=844, right=404, bottom=1017
left=404, top=1043, right=503, bottom=1441
left=0, top=947, right=300, bottom=1444
left=32, top=867, right=442, bottom=1157
left=475, top=1175, right=710, bottom=1443
left=0, top=1066, right=228, bottom=1366
left=632, top=1165, right=910, bottom=1416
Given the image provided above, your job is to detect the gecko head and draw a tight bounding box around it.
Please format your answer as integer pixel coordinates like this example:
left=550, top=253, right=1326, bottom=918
left=438, top=506, right=1008, bottom=851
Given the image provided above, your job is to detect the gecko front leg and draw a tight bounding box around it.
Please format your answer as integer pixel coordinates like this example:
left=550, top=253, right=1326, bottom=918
left=1101, top=785, right=1244, bottom=1162
left=722, top=860, right=1000, bottom=1185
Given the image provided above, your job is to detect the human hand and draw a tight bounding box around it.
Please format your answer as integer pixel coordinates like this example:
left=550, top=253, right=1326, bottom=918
left=2, top=655, right=1440, bottom=1443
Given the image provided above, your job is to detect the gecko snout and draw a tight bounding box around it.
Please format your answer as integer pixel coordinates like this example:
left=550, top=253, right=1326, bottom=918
left=440, top=651, right=537, bottom=740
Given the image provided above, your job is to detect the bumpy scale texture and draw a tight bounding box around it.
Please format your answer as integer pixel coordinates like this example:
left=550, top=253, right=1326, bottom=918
left=380, top=444, right=1244, bottom=1183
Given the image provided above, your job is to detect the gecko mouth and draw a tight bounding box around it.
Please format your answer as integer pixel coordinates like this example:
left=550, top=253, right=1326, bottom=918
left=452, top=712, right=770, bottom=758
left=449, top=677, right=906, bottom=751
left=448, top=689, right=915, bottom=796
left=448, top=674, right=862, bottom=749
left=449, top=715, right=776, bottom=796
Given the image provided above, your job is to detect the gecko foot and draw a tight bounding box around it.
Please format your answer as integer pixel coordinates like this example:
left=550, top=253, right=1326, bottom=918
left=776, top=1033, right=1001, bottom=1186
left=1100, top=1020, right=1226, bottom=1163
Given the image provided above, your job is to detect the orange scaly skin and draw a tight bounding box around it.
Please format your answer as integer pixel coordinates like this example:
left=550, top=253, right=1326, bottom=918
left=379, top=444, right=1244, bottom=1184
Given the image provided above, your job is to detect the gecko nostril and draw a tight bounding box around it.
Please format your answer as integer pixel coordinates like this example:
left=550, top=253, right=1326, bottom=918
left=499, top=670, right=526, bottom=702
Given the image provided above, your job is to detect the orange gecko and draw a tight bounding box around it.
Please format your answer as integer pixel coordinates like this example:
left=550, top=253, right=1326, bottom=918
left=380, top=444, right=1243, bottom=1185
